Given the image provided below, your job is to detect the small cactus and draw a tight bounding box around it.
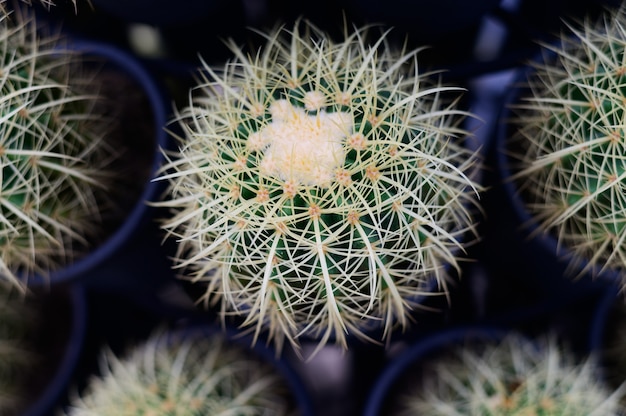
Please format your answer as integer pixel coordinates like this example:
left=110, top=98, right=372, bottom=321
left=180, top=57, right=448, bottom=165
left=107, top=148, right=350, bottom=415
left=157, top=20, right=481, bottom=354
left=64, top=330, right=297, bottom=416
left=507, top=5, right=626, bottom=283
left=0, top=3, right=119, bottom=287
left=397, top=334, right=625, bottom=415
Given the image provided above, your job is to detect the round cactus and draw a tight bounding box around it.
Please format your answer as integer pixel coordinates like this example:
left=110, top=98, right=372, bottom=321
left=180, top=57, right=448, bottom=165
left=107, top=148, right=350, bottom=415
left=64, top=330, right=296, bottom=416
left=397, top=334, right=626, bottom=415
left=0, top=4, right=119, bottom=287
left=157, top=20, right=481, bottom=354
left=507, top=5, right=626, bottom=283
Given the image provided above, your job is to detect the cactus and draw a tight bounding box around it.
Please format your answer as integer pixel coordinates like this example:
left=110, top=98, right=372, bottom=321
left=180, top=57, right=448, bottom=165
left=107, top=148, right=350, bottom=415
left=64, top=330, right=297, bottom=416
left=156, top=17, right=477, bottom=349
left=156, top=20, right=481, bottom=354
left=397, top=334, right=626, bottom=415
left=0, top=282, right=35, bottom=413
left=507, top=5, right=626, bottom=283
left=0, top=3, right=120, bottom=287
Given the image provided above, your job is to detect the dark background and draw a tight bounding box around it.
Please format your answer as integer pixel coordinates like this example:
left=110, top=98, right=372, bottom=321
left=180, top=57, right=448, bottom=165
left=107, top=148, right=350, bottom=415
left=21, top=0, right=626, bottom=415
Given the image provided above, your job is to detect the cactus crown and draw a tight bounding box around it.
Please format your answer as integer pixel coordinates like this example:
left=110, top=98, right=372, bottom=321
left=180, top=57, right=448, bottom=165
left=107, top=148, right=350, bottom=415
left=398, top=334, right=626, bottom=415
left=65, top=330, right=296, bottom=416
left=158, top=20, right=481, bottom=355
left=0, top=5, right=119, bottom=287
left=509, top=5, right=626, bottom=283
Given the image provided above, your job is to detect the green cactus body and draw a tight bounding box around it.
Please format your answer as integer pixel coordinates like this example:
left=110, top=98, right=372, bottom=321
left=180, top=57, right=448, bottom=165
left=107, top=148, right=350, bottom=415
left=0, top=6, right=118, bottom=286
left=509, top=6, right=626, bottom=282
left=65, top=330, right=296, bottom=416
left=158, top=21, right=480, bottom=354
left=398, top=334, right=625, bottom=416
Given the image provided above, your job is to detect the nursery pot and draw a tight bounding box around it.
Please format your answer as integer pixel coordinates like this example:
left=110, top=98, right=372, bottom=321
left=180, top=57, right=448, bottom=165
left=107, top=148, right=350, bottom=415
left=588, top=283, right=625, bottom=391
left=215, top=324, right=317, bottom=416
left=363, top=325, right=506, bottom=416
left=23, top=284, right=88, bottom=416
left=67, top=318, right=317, bottom=416
left=489, top=56, right=615, bottom=302
left=364, top=321, right=623, bottom=415
left=26, top=39, right=173, bottom=296
left=589, top=284, right=619, bottom=353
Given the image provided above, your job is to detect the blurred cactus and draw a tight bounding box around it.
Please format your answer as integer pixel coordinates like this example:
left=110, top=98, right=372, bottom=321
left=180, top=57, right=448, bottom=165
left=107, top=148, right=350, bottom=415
left=0, top=2, right=119, bottom=287
left=64, top=330, right=296, bottom=416
left=156, top=20, right=481, bottom=355
left=398, top=334, right=625, bottom=415
left=508, top=5, right=626, bottom=284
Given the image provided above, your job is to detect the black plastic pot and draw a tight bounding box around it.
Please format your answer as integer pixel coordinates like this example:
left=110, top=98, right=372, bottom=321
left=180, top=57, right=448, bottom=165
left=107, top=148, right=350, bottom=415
left=24, top=284, right=88, bottom=416
left=588, top=283, right=624, bottom=391
left=487, top=57, right=614, bottom=305
left=23, top=39, right=173, bottom=298
left=64, top=319, right=317, bottom=416
left=217, top=324, right=317, bottom=416
left=362, top=325, right=506, bottom=416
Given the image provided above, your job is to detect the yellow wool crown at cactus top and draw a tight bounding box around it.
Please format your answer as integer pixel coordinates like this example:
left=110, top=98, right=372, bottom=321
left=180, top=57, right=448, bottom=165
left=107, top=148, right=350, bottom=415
left=157, top=20, right=482, bottom=355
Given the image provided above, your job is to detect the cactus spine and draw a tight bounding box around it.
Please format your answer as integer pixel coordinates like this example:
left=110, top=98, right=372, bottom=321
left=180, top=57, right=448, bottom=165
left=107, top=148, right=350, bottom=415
left=398, top=334, right=625, bottom=415
left=157, top=20, right=481, bottom=354
left=508, top=5, right=626, bottom=283
left=64, top=330, right=296, bottom=416
left=0, top=3, right=118, bottom=287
